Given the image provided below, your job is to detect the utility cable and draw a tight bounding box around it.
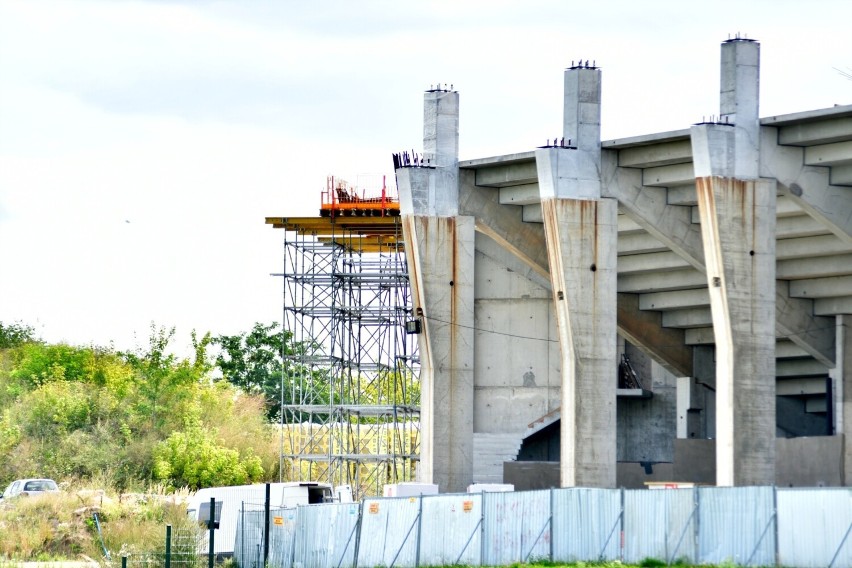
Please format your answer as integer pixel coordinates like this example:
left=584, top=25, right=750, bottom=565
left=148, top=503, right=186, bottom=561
left=418, top=313, right=849, bottom=350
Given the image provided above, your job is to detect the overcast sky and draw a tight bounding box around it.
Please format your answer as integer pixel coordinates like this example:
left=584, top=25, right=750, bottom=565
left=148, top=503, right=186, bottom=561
left=1, top=0, right=850, bottom=355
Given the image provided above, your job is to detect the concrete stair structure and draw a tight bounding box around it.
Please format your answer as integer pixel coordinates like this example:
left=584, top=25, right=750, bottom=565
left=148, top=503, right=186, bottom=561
left=472, top=433, right=523, bottom=484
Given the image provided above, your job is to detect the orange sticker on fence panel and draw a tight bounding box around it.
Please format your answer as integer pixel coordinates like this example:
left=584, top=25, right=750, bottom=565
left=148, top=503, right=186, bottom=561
left=273, top=516, right=283, bottom=525
left=369, top=502, right=380, bottom=514
left=463, top=500, right=474, bottom=512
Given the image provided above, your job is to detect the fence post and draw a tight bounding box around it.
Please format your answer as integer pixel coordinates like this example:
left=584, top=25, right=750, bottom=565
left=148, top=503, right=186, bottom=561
left=694, top=486, right=701, bottom=564
left=415, top=495, right=424, bottom=568
left=208, top=497, right=215, bottom=568
left=122, top=556, right=127, bottom=568
left=480, top=491, right=487, bottom=567
left=352, top=499, right=365, bottom=568
left=549, top=488, right=555, bottom=562
left=264, top=483, right=271, bottom=568
left=165, top=525, right=172, bottom=568
left=774, top=486, right=779, bottom=567
left=620, top=487, right=625, bottom=562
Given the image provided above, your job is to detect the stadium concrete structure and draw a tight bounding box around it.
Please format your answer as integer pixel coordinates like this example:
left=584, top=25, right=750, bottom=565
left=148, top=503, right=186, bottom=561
left=269, top=38, right=851, bottom=494
left=394, top=37, right=852, bottom=492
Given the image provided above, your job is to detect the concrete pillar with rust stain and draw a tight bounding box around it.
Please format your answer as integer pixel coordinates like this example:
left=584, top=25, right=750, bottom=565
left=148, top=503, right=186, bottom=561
left=396, top=86, right=475, bottom=492
left=535, top=64, right=618, bottom=487
left=689, top=38, right=776, bottom=486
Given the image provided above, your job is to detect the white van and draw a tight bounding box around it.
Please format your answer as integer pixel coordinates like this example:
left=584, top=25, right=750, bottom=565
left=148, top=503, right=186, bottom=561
left=186, top=482, right=352, bottom=556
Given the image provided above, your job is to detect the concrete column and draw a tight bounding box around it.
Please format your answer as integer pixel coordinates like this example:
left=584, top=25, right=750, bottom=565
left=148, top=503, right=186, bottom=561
left=831, top=315, right=852, bottom=485
left=397, top=87, right=475, bottom=493
left=536, top=64, right=618, bottom=487
left=689, top=39, right=776, bottom=486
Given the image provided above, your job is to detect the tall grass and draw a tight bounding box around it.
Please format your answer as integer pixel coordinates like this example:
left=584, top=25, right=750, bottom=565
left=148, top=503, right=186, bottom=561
left=0, top=480, right=200, bottom=562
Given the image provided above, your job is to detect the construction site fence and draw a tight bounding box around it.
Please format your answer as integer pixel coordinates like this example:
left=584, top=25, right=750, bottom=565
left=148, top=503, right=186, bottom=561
left=232, top=485, right=852, bottom=568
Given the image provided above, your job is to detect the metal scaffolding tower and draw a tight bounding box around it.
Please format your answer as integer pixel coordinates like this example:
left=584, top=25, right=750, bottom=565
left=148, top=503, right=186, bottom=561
left=268, top=186, right=420, bottom=499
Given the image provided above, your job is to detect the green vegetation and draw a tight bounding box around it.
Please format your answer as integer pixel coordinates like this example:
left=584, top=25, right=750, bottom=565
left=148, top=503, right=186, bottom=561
left=0, top=322, right=279, bottom=492
left=0, top=320, right=290, bottom=560
left=0, top=319, right=422, bottom=561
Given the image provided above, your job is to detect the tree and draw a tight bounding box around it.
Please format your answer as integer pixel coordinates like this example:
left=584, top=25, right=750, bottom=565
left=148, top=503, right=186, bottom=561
left=152, top=425, right=264, bottom=490
left=0, top=321, right=38, bottom=349
left=214, top=322, right=331, bottom=422
left=120, top=324, right=212, bottom=433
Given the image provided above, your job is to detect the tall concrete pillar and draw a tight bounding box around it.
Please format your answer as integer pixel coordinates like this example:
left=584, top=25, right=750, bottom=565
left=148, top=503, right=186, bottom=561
left=535, top=64, right=618, bottom=487
left=689, top=39, right=776, bottom=486
left=832, top=315, right=852, bottom=485
left=397, top=87, right=475, bottom=493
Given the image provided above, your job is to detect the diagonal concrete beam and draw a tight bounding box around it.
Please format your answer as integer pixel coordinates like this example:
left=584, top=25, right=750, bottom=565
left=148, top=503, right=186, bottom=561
left=761, top=128, right=852, bottom=245
left=463, top=163, right=696, bottom=378
left=775, top=280, right=836, bottom=367
left=617, top=292, right=693, bottom=377
left=602, top=152, right=706, bottom=271
left=459, top=169, right=550, bottom=279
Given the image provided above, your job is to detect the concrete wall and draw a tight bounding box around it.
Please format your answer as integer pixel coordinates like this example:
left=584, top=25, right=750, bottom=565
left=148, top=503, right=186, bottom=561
left=776, top=435, right=844, bottom=487
left=507, top=435, right=846, bottom=488
left=617, top=359, right=678, bottom=462
left=473, top=235, right=560, bottom=434
left=673, top=439, right=717, bottom=484
left=617, top=462, right=676, bottom=489
left=504, top=461, right=560, bottom=491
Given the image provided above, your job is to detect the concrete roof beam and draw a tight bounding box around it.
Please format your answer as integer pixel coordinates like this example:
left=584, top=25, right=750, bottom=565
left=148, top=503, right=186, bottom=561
left=616, top=292, right=692, bottom=377
left=789, top=275, right=852, bottom=299
left=473, top=161, right=539, bottom=188
left=814, top=297, right=852, bottom=315
left=777, top=116, right=852, bottom=146
left=776, top=234, right=852, bottom=260
left=617, top=214, right=644, bottom=235
left=458, top=171, right=550, bottom=279
left=616, top=139, right=693, bottom=168
left=498, top=183, right=540, bottom=206
left=776, top=378, right=828, bottom=396
left=617, top=251, right=693, bottom=275
left=639, top=288, right=710, bottom=312
left=775, top=280, right=835, bottom=367
left=804, top=141, right=852, bottom=167
left=617, top=232, right=670, bottom=256
left=602, top=155, right=705, bottom=271
left=776, top=359, right=830, bottom=378
left=831, top=164, right=852, bottom=186
left=665, top=185, right=699, bottom=206
left=775, top=340, right=814, bottom=360
left=777, top=253, right=852, bottom=279
left=522, top=203, right=543, bottom=223
left=684, top=327, right=715, bottom=345
left=776, top=215, right=832, bottom=240
left=642, top=163, right=695, bottom=187
left=617, top=268, right=707, bottom=294
left=661, top=307, right=713, bottom=329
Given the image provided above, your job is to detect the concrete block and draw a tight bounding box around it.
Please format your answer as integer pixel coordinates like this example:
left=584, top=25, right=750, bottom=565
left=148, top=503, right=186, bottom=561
left=503, top=461, right=560, bottom=491
left=776, top=436, right=843, bottom=487
left=673, top=439, right=716, bottom=485
left=383, top=483, right=440, bottom=497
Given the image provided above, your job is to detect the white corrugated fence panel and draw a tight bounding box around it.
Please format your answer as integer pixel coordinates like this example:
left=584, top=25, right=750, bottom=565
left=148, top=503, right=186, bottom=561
left=482, top=489, right=552, bottom=565
left=418, top=494, right=482, bottom=566
left=623, top=488, right=697, bottom=564
left=234, top=509, right=265, bottom=568
left=552, top=488, right=621, bottom=562
left=356, top=497, right=420, bottom=568
left=697, top=486, right=775, bottom=566
left=778, top=488, right=852, bottom=568
left=294, top=503, right=360, bottom=568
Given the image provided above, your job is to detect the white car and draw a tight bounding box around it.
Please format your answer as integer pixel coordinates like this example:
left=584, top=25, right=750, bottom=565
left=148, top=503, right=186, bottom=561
left=1, top=478, right=59, bottom=500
